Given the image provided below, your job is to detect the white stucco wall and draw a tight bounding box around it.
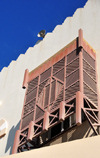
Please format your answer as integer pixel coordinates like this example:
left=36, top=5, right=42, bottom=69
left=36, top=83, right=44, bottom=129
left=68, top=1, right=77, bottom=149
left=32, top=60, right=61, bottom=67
left=2, top=135, right=100, bottom=158
left=0, top=0, right=100, bottom=157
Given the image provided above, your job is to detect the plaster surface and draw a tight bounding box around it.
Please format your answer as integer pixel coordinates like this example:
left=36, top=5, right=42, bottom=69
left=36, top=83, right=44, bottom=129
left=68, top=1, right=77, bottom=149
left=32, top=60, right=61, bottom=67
left=2, top=136, right=100, bottom=158
left=0, top=0, right=100, bottom=156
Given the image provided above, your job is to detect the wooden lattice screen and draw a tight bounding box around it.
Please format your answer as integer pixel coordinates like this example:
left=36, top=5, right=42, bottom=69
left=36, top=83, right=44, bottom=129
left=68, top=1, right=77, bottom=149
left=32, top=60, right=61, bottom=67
left=12, top=29, right=100, bottom=154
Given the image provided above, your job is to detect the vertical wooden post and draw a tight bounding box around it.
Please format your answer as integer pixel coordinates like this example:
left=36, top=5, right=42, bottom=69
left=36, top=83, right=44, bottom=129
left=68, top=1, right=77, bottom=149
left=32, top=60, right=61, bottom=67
left=43, top=111, right=49, bottom=131
left=27, top=121, right=34, bottom=141
left=79, top=50, right=84, bottom=93
left=22, top=69, right=29, bottom=89
left=12, top=130, right=20, bottom=154
left=76, top=29, right=84, bottom=125
left=59, top=101, right=65, bottom=121
left=79, top=29, right=83, bottom=94
left=95, top=56, right=100, bottom=134
left=76, top=91, right=83, bottom=125
left=78, top=29, right=83, bottom=48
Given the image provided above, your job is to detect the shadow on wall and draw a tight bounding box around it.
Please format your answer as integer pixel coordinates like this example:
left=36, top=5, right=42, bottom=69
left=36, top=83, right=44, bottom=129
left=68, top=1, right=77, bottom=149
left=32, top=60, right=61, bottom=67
left=5, top=121, right=20, bottom=154
left=62, top=121, right=95, bottom=143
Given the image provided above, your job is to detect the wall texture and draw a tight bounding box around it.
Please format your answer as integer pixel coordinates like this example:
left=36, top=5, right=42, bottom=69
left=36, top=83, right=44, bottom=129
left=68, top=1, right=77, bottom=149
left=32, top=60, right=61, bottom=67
left=2, top=135, right=100, bottom=158
left=0, top=0, right=100, bottom=157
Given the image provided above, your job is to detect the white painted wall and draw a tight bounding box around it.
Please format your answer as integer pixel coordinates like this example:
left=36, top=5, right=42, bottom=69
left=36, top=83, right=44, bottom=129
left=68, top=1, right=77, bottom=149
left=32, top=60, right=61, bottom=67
left=0, top=0, right=100, bottom=156
left=2, top=136, right=100, bottom=158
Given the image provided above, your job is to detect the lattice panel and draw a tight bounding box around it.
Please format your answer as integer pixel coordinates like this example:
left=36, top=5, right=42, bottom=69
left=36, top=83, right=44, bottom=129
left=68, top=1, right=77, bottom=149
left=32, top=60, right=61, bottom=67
left=40, top=68, right=51, bottom=83
left=84, top=83, right=98, bottom=106
left=37, top=90, right=44, bottom=107
left=25, top=87, right=37, bottom=103
left=56, top=81, right=63, bottom=97
left=66, top=69, right=79, bottom=88
left=83, top=50, right=95, bottom=68
left=50, top=80, right=56, bottom=103
left=83, top=59, right=96, bottom=80
left=53, top=58, right=65, bottom=74
left=44, top=84, right=50, bottom=108
left=55, top=88, right=63, bottom=103
left=50, top=88, right=64, bottom=111
left=37, top=80, right=50, bottom=107
left=83, top=71, right=97, bottom=93
left=65, top=81, right=79, bottom=101
left=54, top=68, right=64, bottom=81
left=66, top=58, right=79, bottom=74
left=67, top=50, right=79, bottom=64
left=39, top=79, right=50, bottom=95
left=27, top=77, right=38, bottom=93
left=35, top=106, right=44, bottom=120
left=23, top=99, right=36, bottom=116
left=21, top=112, right=34, bottom=129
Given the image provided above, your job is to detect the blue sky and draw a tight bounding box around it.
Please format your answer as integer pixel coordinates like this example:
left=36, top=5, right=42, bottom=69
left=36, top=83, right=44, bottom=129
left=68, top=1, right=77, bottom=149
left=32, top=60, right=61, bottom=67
left=0, top=0, right=87, bottom=71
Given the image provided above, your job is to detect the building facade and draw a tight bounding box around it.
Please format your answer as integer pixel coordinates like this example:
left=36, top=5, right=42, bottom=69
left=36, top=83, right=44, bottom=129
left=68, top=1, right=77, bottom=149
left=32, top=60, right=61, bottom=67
left=0, top=0, right=100, bottom=157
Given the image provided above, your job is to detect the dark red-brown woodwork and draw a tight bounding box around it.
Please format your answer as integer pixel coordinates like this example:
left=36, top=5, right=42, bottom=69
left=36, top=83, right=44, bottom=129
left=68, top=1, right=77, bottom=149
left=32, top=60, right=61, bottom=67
left=76, top=91, right=83, bottom=125
left=22, top=69, right=29, bottom=89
